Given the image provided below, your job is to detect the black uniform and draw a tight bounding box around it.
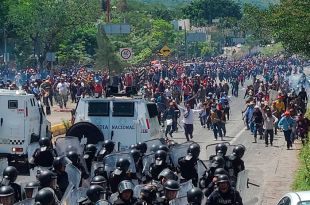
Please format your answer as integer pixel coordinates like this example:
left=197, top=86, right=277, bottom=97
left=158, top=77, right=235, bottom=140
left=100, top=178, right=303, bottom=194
left=109, top=172, right=134, bottom=193
left=149, top=163, right=169, bottom=180
left=10, top=182, right=22, bottom=202
left=154, top=197, right=171, bottom=205
left=52, top=170, right=69, bottom=194
left=33, top=149, right=56, bottom=167
left=178, top=157, right=198, bottom=186
left=207, top=188, right=243, bottom=205
left=113, top=197, right=138, bottom=205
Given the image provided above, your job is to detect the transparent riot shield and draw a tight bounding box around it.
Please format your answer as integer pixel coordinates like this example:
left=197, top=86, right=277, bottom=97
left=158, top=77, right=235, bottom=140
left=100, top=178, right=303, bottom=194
left=13, top=198, right=35, bottom=205
left=197, top=160, right=208, bottom=180
left=236, top=169, right=249, bottom=199
left=90, top=162, right=104, bottom=179
left=104, top=153, right=136, bottom=178
left=169, top=141, right=196, bottom=167
left=55, top=136, right=84, bottom=156
left=133, top=184, right=144, bottom=198
left=60, top=183, right=74, bottom=205
left=144, top=138, right=166, bottom=154
left=0, top=158, right=8, bottom=176
left=177, top=180, right=193, bottom=198
left=68, top=187, right=88, bottom=205
left=109, top=192, right=119, bottom=204
left=66, top=163, right=82, bottom=189
left=27, top=142, right=40, bottom=163
left=142, top=153, right=155, bottom=177
left=96, top=200, right=112, bottom=205
left=171, top=196, right=188, bottom=205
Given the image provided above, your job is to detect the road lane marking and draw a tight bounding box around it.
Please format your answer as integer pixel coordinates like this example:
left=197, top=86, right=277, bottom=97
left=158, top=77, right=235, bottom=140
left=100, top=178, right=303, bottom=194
left=230, top=127, right=247, bottom=145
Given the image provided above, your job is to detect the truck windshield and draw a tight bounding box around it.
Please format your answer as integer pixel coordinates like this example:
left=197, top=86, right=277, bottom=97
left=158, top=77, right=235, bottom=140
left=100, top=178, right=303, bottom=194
left=88, top=102, right=109, bottom=116
left=113, top=102, right=134, bottom=117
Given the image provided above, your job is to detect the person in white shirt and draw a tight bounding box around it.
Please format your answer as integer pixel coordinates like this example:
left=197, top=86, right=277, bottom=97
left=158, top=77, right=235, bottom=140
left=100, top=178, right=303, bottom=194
left=56, top=78, right=69, bottom=109
left=262, top=107, right=278, bottom=146
left=178, top=102, right=202, bottom=141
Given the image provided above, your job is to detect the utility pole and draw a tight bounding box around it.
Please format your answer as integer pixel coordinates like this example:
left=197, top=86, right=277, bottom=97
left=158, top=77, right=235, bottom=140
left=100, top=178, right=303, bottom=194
left=184, top=21, right=188, bottom=60
left=3, top=28, right=7, bottom=67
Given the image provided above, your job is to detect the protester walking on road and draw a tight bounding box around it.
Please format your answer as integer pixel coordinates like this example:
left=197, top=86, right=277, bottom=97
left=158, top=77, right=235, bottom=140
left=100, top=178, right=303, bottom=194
left=262, top=107, right=278, bottom=146
left=278, top=111, right=296, bottom=149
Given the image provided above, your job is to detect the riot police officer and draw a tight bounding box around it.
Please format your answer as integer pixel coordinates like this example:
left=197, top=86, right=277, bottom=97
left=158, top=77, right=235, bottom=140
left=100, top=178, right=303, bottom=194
left=187, top=187, right=203, bottom=205
left=0, top=186, right=15, bottom=205
left=178, top=143, right=200, bottom=186
left=37, top=170, right=62, bottom=200
left=227, top=145, right=245, bottom=186
left=84, top=144, right=97, bottom=172
left=130, top=149, right=143, bottom=180
left=201, top=168, right=227, bottom=197
left=155, top=180, right=179, bottom=205
left=209, top=143, right=228, bottom=161
left=31, top=137, right=57, bottom=167
left=207, top=175, right=243, bottom=205
left=109, top=158, right=135, bottom=193
left=91, top=175, right=107, bottom=189
left=157, top=145, right=169, bottom=153
left=52, top=157, right=69, bottom=193
left=85, top=185, right=105, bottom=205
left=35, top=187, right=58, bottom=205
left=67, top=151, right=89, bottom=181
left=136, top=142, right=147, bottom=156
left=2, top=166, right=22, bottom=202
left=157, top=168, right=179, bottom=196
left=136, top=185, right=158, bottom=205
left=113, top=180, right=138, bottom=205
left=98, top=140, right=115, bottom=161
left=149, top=150, right=169, bottom=180
left=200, top=156, right=225, bottom=191
left=24, top=181, right=40, bottom=199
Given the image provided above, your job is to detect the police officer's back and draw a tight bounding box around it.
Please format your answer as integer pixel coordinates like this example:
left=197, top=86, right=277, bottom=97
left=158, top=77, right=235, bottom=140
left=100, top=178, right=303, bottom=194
left=34, top=187, right=58, bottom=205
left=149, top=150, right=169, bottom=180
left=32, top=137, right=57, bottom=167
left=2, top=166, right=22, bottom=202
left=52, top=157, right=69, bottom=193
left=187, top=187, right=204, bottom=205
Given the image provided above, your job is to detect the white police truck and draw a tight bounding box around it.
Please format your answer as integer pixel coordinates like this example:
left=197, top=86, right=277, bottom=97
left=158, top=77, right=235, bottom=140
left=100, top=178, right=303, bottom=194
left=67, top=95, right=162, bottom=151
left=0, top=89, right=51, bottom=162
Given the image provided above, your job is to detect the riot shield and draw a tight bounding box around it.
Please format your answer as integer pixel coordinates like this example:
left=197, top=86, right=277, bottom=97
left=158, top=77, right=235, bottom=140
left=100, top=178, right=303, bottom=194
left=169, top=141, right=196, bottom=167
left=90, top=162, right=104, bottom=179
left=68, top=187, right=88, bottom=205
left=197, top=160, right=208, bottom=180
left=205, top=142, right=235, bottom=159
left=60, top=183, right=74, bottom=205
left=55, top=136, right=84, bottom=156
left=27, top=142, right=40, bottom=163
left=13, top=198, right=35, bottom=205
left=177, top=180, right=193, bottom=198
left=236, top=169, right=249, bottom=199
left=144, top=138, right=166, bottom=154
left=29, top=166, right=50, bottom=178
left=109, top=193, right=119, bottom=204
left=0, top=158, right=8, bottom=176
left=66, top=163, right=82, bottom=189
left=104, top=153, right=136, bottom=178
left=171, top=196, right=188, bottom=205
left=142, top=153, right=155, bottom=177
left=96, top=200, right=112, bottom=205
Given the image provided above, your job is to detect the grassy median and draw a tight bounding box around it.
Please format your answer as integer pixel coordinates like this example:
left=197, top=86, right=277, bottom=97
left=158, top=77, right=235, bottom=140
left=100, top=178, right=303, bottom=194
left=292, top=108, right=310, bottom=191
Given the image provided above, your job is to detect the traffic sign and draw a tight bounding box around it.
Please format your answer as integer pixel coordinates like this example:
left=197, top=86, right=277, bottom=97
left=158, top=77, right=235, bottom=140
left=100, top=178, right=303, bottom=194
left=120, top=48, right=133, bottom=60
left=160, top=45, right=171, bottom=57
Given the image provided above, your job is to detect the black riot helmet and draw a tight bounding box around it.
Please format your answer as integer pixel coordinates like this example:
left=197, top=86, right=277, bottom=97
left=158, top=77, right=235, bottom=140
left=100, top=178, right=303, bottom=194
left=34, top=187, right=57, bottom=205
left=116, top=158, right=130, bottom=172
left=233, top=144, right=246, bottom=159
left=215, top=143, right=228, bottom=156
left=150, top=144, right=159, bottom=153
left=155, top=150, right=167, bottom=161
left=217, top=174, right=230, bottom=183
left=130, top=149, right=141, bottom=162
left=67, top=151, right=79, bottom=164
left=129, top=144, right=138, bottom=150
left=158, top=168, right=178, bottom=181
left=211, top=156, right=225, bottom=168
left=85, top=144, right=97, bottom=154
left=158, top=145, right=169, bottom=152
left=3, top=166, right=18, bottom=183
left=187, top=187, right=203, bottom=204
left=214, top=168, right=228, bottom=177
left=118, top=180, right=134, bottom=194
left=140, top=185, right=157, bottom=202
left=103, top=140, right=115, bottom=153
left=136, top=142, right=147, bottom=154
left=52, top=156, right=68, bottom=171
left=24, top=181, right=40, bottom=199
left=87, top=185, right=105, bottom=203
left=187, top=143, right=200, bottom=159
left=0, top=185, right=14, bottom=205
left=37, top=170, right=57, bottom=188
left=163, top=180, right=180, bottom=191
left=39, top=137, right=51, bottom=148
left=91, top=175, right=107, bottom=189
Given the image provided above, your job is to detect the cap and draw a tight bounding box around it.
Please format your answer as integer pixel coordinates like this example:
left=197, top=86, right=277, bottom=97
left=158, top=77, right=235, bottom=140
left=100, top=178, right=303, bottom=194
left=284, top=111, right=290, bottom=116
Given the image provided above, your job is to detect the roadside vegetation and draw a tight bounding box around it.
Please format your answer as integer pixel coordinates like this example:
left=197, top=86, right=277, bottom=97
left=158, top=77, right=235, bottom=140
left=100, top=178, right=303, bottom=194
left=293, top=108, right=310, bottom=191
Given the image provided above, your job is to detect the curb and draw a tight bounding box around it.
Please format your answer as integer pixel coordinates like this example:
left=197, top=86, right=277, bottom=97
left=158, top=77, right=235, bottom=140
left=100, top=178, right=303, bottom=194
left=51, top=121, right=71, bottom=137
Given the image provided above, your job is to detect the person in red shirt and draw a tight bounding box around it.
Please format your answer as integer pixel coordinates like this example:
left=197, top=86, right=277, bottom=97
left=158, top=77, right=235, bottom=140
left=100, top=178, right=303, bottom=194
left=94, top=80, right=103, bottom=98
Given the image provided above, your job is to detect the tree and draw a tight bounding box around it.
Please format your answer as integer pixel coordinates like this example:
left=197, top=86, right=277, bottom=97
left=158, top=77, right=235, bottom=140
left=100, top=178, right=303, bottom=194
left=270, top=0, right=310, bottom=56
left=183, top=0, right=242, bottom=25
left=7, top=0, right=99, bottom=67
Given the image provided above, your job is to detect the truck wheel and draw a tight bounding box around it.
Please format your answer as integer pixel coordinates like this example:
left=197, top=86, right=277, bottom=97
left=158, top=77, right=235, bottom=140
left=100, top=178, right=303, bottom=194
left=66, top=122, right=104, bottom=144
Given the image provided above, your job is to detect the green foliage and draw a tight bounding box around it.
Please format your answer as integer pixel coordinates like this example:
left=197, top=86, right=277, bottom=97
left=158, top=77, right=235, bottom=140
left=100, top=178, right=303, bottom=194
left=260, top=43, right=284, bottom=57
left=270, top=0, right=310, bottom=56
left=183, top=0, right=242, bottom=25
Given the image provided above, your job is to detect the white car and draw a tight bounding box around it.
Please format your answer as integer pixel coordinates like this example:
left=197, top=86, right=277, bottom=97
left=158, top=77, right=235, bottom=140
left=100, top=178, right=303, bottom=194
left=277, top=191, right=310, bottom=205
